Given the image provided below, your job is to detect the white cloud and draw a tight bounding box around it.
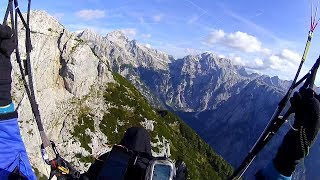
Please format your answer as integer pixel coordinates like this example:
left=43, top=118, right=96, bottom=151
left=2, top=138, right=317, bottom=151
left=261, top=48, right=271, bottom=55
left=221, top=47, right=301, bottom=80
left=225, top=31, right=262, bottom=53
left=205, top=29, right=263, bottom=53
left=206, top=29, right=225, bottom=44
left=268, top=55, right=282, bottom=70
left=120, top=28, right=137, bottom=37
left=277, top=49, right=301, bottom=63
left=245, top=49, right=300, bottom=78
left=145, top=44, right=151, bottom=48
left=204, top=28, right=303, bottom=80
left=267, top=54, right=298, bottom=72
left=254, top=58, right=264, bottom=66
left=152, top=14, right=163, bottom=22
left=142, top=33, right=152, bottom=38
left=227, top=53, right=247, bottom=66
left=257, top=53, right=300, bottom=79
left=233, top=56, right=246, bottom=66
left=254, top=53, right=298, bottom=72
left=75, top=9, right=106, bottom=20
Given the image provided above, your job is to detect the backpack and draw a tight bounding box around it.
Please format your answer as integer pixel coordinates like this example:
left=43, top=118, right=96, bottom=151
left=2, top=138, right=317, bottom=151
left=145, top=157, right=175, bottom=180
left=97, top=145, right=176, bottom=180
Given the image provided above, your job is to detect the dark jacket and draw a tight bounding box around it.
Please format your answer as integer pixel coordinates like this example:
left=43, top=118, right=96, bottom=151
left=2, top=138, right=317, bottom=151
left=81, top=127, right=152, bottom=180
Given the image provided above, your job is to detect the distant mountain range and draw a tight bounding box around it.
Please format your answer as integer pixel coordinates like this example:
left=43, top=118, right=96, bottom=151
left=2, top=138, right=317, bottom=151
left=79, top=25, right=320, bottom=180
left=13, top=10, right=233, bottom=179
left=16, top=10, right=320, bottom=179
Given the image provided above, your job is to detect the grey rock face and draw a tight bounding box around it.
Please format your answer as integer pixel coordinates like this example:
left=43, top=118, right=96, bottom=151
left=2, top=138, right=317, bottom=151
left=78, top=29, right=170, bottom=109
left=80, top=28, right=319, bottom=179
left=12, top=10, right=114, bottom=176
left=168, top=53, right=250, bottom=111
left=198, top=79, right=288, bottom=178
left=79, top=29, right=172, bottom=71
left=13, top=11, right=173, bottom=178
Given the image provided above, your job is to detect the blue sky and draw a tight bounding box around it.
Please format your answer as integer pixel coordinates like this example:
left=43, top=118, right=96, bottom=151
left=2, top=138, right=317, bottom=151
left=2, top=0, right=320, bottom=82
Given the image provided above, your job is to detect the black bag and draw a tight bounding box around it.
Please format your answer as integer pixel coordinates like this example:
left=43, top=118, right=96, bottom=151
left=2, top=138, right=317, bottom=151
left=98, top=145, right=133, bottom=180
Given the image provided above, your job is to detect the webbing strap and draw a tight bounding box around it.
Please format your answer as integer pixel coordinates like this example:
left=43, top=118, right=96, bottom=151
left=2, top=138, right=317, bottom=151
left=3, top=0, right=55, bottom=160
left=230, top=2, right=320, bottom=177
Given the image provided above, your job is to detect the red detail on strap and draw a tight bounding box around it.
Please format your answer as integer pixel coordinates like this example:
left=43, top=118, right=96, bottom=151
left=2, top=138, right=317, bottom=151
left=51, top=159, right=57, bottom=168
left=310, top=1, right=320, bottom=32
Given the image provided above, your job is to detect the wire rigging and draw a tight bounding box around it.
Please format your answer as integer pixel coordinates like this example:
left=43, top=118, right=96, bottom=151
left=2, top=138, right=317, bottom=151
left=2, top=0, right=80, bottom=178
left=229, top=0, right=320, bottom=179
left=3, top=0, right=70, bottom=171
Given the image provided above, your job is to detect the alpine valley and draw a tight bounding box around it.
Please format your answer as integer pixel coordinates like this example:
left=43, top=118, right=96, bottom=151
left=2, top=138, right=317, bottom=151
left=13, top=11, right=320, bottom=179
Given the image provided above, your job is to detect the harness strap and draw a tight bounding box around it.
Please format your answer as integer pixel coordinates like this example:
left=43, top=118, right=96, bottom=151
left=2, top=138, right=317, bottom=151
left=3, top=0, right=55, bottom=160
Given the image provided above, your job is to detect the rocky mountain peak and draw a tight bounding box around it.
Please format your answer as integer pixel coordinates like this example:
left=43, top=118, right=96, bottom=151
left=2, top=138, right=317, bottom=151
left=79, top=29, right=173, bottom=71
left=176, top=52, right=241, bottom=78
left=255, top=75, right=291, bottom=91
left=78, top=29, right=102, bottom=40
left=106, top=30, right=129, bottom=43
left=200, top=52, right=219, bottom=60
left=29, top=10, right=64, bottom=34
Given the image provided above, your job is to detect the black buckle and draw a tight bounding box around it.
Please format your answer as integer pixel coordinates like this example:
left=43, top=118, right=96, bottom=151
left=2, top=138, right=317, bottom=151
left=41, top=141, right=80, bottom=179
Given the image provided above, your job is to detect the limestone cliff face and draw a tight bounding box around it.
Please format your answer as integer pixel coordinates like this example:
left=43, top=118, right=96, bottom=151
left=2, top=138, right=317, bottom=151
left=12, top=10, right=114, bottom=176
left=11, top=11, right=177, bottom=178
left=78, top=29, right=172, bottom=109
left=79, top=29, right=172, bottom=71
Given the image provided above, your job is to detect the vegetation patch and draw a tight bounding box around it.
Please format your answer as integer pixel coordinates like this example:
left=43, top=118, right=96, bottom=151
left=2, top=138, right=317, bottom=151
left=71, top=107, right=94, bottom=153
left=33, top=167, right=48, bottom=180
left=71, top=41, right=83, bottom=54
left=99, top=73, right=233, bottom=179
left=75, top=153, right=95, bottom=164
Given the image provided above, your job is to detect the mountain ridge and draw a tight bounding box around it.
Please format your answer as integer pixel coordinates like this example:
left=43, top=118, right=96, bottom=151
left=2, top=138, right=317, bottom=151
left=12, top=10, right=320, bottom=179
left=72, top=10, right=319, bottom=180
left=12, top=10, right=234, bottom=179
left=75, top=18, right=320, bottom=180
